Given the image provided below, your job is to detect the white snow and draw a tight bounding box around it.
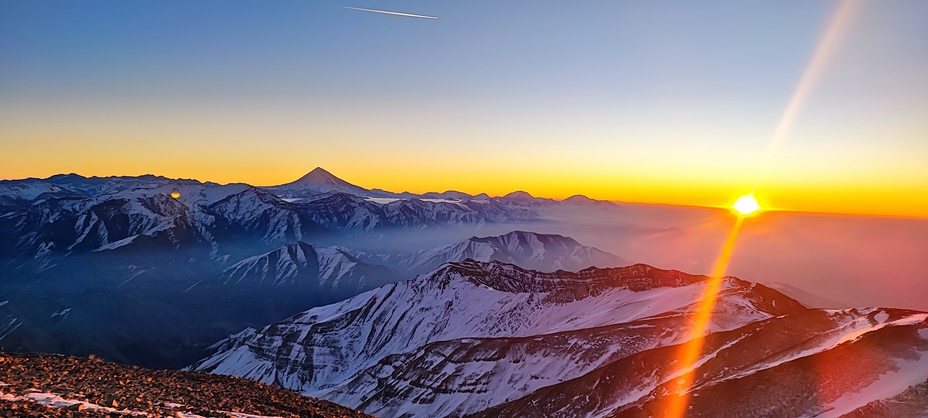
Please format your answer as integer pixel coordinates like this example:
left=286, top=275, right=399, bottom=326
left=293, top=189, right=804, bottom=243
left=1, top=390, right=282, bottom=418
left=0, top=390, right=142, bottom=415
left=197, top=266, right=776, bottom=417
left=718, top=311, right=928, bottom=387
left=816, top=348, right=928, bottom=417
left=834, top=312, right=928, bottom=347
left=93, top=235, right=140, bottom=252
left=50, top=307, right=71, bottom=319
left=366, top=197, right=401, bottom=204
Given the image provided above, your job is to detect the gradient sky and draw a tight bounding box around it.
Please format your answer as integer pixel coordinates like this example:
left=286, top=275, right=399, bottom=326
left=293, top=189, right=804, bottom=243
left=1, top=0, right=926, bottom=216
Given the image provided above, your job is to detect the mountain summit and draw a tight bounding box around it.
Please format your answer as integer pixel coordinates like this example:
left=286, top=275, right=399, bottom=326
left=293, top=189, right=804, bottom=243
left=268, top=167, right=369, bottom=198
left=291, top=167, right=358, bottom=189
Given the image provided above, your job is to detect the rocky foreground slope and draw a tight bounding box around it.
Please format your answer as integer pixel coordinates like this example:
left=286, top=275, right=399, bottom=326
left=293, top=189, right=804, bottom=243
left=0, top=351, right=372, bottom=417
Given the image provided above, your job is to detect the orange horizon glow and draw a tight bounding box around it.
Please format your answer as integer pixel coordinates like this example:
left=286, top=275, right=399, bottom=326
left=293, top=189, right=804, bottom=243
left=2, top=1, right=926, bottom=217
left=0, top=165, right=926, bottom=218
left=664, top=2, right=868, bottom=416
left=1, top=164, right=925, bottom=218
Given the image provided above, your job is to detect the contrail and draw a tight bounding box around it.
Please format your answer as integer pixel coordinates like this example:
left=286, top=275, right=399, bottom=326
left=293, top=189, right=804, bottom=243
left=344, top=6, right=438, bottom=19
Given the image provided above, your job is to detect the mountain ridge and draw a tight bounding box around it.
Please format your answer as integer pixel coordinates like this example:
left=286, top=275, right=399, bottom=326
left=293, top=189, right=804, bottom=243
left=190, top=259, right=819, bottom=417
left=1, top=168, right=620, bottom=210
left=369, top=230, right=628, bottom=275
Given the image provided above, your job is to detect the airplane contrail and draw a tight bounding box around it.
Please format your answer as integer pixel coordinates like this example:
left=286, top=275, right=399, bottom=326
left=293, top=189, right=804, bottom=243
left=344, top=6, right=438, bottom=19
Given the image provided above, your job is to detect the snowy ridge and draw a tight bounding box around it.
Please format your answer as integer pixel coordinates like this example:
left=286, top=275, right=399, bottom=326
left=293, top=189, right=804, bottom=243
left=219, top=242, right=400, bottom=291
left=0, top=171, right=541, bottom=259
left=191, top=260, right=807, bottom=417
left=476, top=307, right=928, bottom=418
left=207, top=187, right=313, bottom=245
left=376, top=230, right=628, bottom=275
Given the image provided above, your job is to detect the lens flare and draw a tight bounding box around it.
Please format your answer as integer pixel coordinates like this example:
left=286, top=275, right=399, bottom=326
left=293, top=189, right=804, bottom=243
left=170, top=191, right=181, bottom=199
left=664, top=2, right=861, bottom=416
left=663, top=216, right=745, bottom=418
left=752, top=0, right=862, bottom=191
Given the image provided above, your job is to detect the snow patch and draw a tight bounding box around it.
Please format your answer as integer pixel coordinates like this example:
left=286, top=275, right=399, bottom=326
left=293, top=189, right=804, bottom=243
left=0, top=390, right=139, bottom=415
left=2, top=390, right=283, bottom=418
left=835, top=313, right=928, bottom=346
left=366, top=197, right=401, bottom=204
left=51, top=307, right=71, bottom=320
left=93, top=235, right=140, bottom=252
left=816, top=349, right=928, bottom=417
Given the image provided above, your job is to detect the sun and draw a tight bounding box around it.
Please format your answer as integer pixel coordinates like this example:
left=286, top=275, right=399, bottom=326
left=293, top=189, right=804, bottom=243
left=732, top=194, right=761, bottom=216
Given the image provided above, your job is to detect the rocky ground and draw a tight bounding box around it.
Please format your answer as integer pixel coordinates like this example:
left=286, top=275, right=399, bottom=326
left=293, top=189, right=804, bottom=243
left=0, top=351, right=374, bottom=417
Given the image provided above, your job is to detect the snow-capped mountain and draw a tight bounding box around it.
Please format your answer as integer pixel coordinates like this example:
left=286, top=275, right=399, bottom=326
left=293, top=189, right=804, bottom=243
left=295, top=192, right=537, bottom=234
left=495, top=190, right=555, bottom=207
left=265, top=167, right=372, bottom=199
left=0, top=172, right=542, bottom=259
left=373, top=230, right=628, bottom=275
left=206, top=187, right=321, bottom=246
left=0, top=170, right=593, bottom=371
left=560, top=193, right=622, bottom=208
left=259, top=168, right=617, bottom=209
left=219, top=241, right=400, bottom=297
left=476, top=307, right=928, bottom=418
left=191, top=259, right=825, bottom=417
left=0, top=192, right=207, bottom=258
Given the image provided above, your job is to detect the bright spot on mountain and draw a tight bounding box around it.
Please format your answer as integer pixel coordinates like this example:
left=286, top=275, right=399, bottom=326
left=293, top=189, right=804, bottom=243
left=732, top=195, right=761, bottom=215
left=170, top=191, right=181, bottom=199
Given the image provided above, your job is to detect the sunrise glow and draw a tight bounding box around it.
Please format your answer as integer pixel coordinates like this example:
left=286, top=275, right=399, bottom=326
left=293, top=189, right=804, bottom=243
left=732, top=195, right=762, bottom=216
left=0, top=1, right=925, bottom=217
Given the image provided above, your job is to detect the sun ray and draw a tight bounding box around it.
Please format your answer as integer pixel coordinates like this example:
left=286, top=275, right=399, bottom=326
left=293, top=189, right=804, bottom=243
left=751, top=0, right=862, bottom=194
left=663, top=215, right=745, bottom=417
left=664, top=2, right=861, bottom=416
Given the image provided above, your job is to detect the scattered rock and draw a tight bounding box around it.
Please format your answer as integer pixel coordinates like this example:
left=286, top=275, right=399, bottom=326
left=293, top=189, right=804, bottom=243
left=0, top=351, right=374, bottom=417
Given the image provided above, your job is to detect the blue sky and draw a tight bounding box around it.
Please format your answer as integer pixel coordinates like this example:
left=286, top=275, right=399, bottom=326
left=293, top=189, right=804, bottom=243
left=2, top=1, right=927, bottom=215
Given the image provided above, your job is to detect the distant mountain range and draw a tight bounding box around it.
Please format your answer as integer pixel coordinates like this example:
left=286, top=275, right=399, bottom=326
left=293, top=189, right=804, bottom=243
left=0, top=169, right=626, bottom=368
left=368, top=230, right=628, bottom=275
left=192, top=259, right=928, bottom=418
